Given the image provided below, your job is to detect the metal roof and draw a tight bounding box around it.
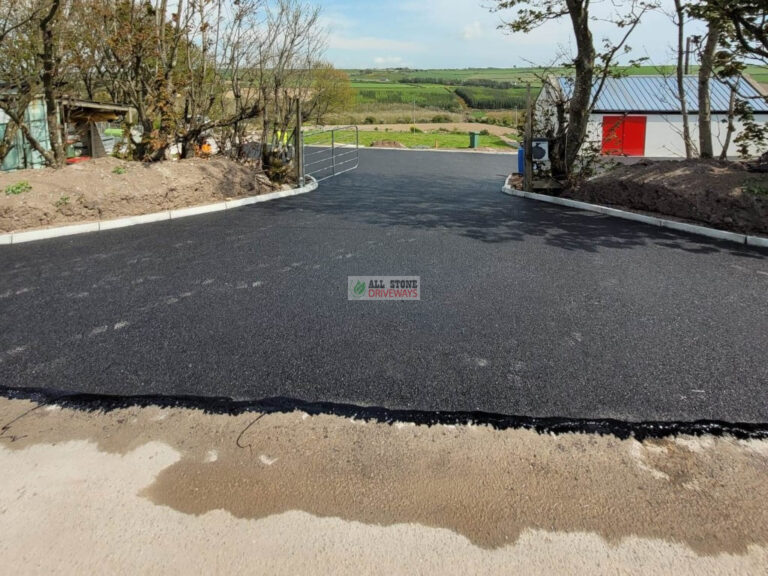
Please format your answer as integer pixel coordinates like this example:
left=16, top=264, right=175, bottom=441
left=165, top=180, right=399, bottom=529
left=556, top=75, right=768, bottom=114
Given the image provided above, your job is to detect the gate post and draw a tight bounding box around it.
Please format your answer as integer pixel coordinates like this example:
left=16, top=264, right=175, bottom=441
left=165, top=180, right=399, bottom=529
left=331, top=130, right=336, bottom=176
left=295, top=98, right=304, bottom=186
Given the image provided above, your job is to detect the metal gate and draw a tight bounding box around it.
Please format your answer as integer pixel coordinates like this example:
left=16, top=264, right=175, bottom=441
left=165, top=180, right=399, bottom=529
left=301, top=126, right=359, bottom=183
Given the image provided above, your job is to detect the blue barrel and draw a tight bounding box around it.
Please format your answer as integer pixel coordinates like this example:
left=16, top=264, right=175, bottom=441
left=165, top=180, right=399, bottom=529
left=518, top=147, right=524, bottom=174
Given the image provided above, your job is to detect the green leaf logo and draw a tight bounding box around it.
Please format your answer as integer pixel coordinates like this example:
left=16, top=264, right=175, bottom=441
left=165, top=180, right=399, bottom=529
left=352, top=280, right=366, bottom=297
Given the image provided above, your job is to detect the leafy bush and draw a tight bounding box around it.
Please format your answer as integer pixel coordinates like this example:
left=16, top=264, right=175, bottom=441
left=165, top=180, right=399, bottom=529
left=479, top=129, right=490, bottom=136
left=363, top=116, right=376, bottom=124
left=264, top=152, right=290, bottom=184
left=432, top=114, right=451, bottom=123
left=410, top=126, right=423, bottom=133
left=4, top=181, right=31, bottom=195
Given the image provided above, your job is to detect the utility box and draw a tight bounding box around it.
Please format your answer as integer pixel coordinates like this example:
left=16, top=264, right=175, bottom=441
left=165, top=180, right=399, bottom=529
left=518, top=147, right=525, bottom=174
left=469, top=132, right=480, bottom=149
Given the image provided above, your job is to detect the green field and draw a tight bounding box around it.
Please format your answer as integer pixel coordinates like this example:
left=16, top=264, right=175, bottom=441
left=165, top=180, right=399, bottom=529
left=304, top=129, right=514, bottom=150
left=454, top=86, right=529, bottom=109
left=353, top=82, right=461, bottom=110
left=349, top=68, right=543, bottom=113
left=332, top=65, right=768, bottom=126
left=349, top=68, right=550, bottom=84
left=744, top=65, right=768, bottom=85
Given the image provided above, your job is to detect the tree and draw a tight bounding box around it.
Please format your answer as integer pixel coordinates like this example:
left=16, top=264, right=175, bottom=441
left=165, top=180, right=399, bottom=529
left=1, top=0, right=329, bottom=167
left=39, top=0, right=66, bottom=166
left=493, top=0, right=656, bottom=178
left=688, top=1, right=768, bottom=158
left=304, top=64, right=355, bottom=125
left=0, top=0, right=61, bottom=167
left=708, top=1, right=767, bottom=63
left=672, top=0, right=695, bottom=158
left=697, top=18, right=722, bottom=158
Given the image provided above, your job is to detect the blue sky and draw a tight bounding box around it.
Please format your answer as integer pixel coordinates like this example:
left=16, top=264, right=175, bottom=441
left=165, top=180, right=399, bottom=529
left=320, top=0, right=705, bottom=69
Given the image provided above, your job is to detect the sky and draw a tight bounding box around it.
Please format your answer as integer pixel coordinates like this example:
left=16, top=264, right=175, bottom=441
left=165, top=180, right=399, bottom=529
left=319, top=0, right=706, bottom=69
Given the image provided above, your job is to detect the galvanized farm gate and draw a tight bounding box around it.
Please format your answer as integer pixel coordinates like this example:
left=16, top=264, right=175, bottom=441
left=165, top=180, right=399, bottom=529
left=300, top=125, right=360, bottom=184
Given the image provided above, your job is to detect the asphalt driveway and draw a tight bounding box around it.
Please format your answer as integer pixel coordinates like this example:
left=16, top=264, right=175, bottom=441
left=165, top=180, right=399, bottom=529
left=1, top=149, right=767, bottom=422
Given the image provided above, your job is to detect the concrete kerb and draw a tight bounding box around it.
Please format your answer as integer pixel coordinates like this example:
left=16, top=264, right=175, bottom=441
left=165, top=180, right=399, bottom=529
left=501, top=181, right=768, bottom=248
left=0, top=176, right=318, bottom=246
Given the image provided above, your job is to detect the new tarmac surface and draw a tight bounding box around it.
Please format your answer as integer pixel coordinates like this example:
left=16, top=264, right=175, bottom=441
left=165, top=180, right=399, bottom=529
left=1, top=149, right=767, bottom=422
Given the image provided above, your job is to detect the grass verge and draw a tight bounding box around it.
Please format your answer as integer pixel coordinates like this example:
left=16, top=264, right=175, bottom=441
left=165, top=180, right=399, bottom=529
left=304, top=130, right=513, bottom=150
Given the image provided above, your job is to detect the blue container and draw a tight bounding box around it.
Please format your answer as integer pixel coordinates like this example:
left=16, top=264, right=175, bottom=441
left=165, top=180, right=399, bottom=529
left=518, top=147, right=524, bottom=174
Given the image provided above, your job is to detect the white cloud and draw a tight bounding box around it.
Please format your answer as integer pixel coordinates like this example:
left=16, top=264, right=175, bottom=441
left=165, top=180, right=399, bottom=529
left=374, top=56, right=404, bottom=66
left=323, top=0, right=703, bottom=68
left=327, top=35, right=422, bottom=53
left=462, top=21, right=483, bottom=40
left=318, top=13, right=354, bottom=34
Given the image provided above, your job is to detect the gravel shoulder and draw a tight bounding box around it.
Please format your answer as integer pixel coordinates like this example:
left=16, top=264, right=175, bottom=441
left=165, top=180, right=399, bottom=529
left=1, top=396, right=766, bottom=575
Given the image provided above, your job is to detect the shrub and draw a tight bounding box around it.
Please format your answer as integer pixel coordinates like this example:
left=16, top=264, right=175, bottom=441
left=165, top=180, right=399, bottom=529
left=479, top=129, right=490, bottom=136
left=264, top=152, right=290, bottom=183
left=410, top=126, right=423, bottom=133
left=432, top=114, right=451, bottom=123
left=4, top=181, right=31, bottom=195
left=112, top=166, right=127, bottom=175
left=363, top=116, right=376, bottom=125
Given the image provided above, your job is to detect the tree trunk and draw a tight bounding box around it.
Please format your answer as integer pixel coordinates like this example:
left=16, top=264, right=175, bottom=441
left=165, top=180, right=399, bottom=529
left=698, top=19, right=720, bottom=159
left=40, top=0, right=66, bottom=167
left=719, top=84, right=737, bottom=160
left=0, top=121, right=19, bottom=164
left=553, top=0, right=595, bottom=178
left=0, top=103, right=57, bottom=167
left=674, top=0, right=694, bottom=159
left=17, top=115, right=58, bottom=166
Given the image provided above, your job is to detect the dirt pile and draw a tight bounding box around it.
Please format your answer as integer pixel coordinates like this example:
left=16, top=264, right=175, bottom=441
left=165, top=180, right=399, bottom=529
left=566, top=159, right=768, bottom=236
left=0, top=156, right=276, bottom=233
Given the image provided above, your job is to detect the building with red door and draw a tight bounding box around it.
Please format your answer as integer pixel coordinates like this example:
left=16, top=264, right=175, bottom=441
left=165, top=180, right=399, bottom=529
left=535, top=75, right=768, bottom=159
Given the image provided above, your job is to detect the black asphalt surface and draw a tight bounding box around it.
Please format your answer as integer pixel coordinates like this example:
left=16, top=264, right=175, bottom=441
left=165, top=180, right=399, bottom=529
left=1, top=149, right=767, bottom=422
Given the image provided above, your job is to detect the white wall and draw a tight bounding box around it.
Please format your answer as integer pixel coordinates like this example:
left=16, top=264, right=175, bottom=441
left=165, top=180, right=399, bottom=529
left=589, top=113, right=768, bottom=158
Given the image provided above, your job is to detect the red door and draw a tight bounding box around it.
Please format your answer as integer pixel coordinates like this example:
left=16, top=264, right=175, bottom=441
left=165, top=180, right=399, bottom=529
left=602, top=116, right=646, bottom=156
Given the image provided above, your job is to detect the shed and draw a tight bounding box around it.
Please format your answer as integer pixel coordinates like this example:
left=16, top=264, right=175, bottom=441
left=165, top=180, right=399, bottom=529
left=0, top=95, right=133, bottom=171
left=59, top=98, right=134, bottom=162
left=0, top=97, right=51, bottom=171
left=536, top=75, right=768, bottom=158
